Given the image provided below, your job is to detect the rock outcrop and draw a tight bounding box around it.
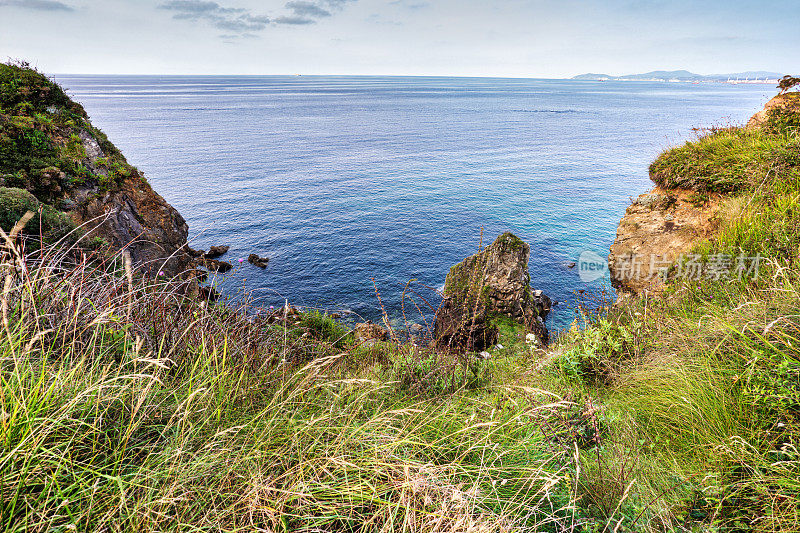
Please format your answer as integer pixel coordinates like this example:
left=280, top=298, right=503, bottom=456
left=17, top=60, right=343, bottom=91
left=0, top=62, right=192, bottom=279
left=746, top=92, right=800, bottom=128
left=435, top=232, right=550, bottom=352
left=608, top=187, right=724, bottom=294
left=70, top=174, right=191, bottom=278
left=609, top=93, right=799, bottom=296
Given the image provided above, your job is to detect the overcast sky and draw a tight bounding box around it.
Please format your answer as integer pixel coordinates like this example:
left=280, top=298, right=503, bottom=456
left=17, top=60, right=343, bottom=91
left=1, top=0, right=798, bottom=77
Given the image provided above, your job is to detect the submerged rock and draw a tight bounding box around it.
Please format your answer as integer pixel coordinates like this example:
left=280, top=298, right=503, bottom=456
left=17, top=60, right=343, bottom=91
left=434, top=232, right=550, bottom=352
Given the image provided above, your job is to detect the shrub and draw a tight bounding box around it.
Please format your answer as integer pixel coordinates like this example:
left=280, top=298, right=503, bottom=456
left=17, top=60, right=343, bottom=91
left=0, top=186, right=75, bottom=243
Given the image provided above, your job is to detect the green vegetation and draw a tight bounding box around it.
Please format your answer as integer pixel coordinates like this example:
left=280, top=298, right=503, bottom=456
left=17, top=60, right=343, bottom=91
left=0, top=186, right=75, bottom=244
left=649, top=122, right=799, bottom=192
left=0, top=60, right=136, bottom=207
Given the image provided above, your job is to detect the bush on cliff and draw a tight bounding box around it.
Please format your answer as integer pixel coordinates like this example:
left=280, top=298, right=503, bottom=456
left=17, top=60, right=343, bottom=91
left=0, top=61, right=135, bottom=203
left=0, top=186, right=75, bottom=243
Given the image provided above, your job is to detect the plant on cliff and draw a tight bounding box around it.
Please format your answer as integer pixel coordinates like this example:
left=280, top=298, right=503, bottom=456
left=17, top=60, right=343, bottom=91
left=649, top=125, right=799, bottom=192
left=0, top=60, right=135, bottom=204
left=778, top=74, right=800, bottom=94
left=0, top=187, right=75, bottom=244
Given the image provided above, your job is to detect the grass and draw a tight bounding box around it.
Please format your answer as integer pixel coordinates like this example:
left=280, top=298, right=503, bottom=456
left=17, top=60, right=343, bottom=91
left=649, top=110, right=799, bottom=193
left=0, top=225, right=604, bottom=532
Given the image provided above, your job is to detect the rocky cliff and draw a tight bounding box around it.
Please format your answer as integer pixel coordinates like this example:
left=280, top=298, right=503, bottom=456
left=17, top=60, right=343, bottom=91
left=0, top=61, right=191, bottom=277
left=609, top=92, right=800, bottom=295
left=435, top=232, right=550, bottom=351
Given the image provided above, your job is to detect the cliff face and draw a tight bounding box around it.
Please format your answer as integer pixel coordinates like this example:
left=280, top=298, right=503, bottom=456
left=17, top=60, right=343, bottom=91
left=746, top=92, right=800, bottom=129
left=0, top=62, right=191, bottom=277
left=609, top=93, right=800, bottom=295
left=608, top=188, right=724, bottom=294
left=435, top=233, right=551, bottom=351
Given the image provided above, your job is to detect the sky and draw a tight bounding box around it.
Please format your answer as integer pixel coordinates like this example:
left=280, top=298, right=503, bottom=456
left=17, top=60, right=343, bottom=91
left=1, top=0, right=798, bottom=77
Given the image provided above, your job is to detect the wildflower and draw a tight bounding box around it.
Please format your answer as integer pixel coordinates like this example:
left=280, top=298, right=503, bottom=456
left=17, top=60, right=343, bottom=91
left=158, top=271, right=165, bottom=277
left=239, top=258, right=244, bottom=263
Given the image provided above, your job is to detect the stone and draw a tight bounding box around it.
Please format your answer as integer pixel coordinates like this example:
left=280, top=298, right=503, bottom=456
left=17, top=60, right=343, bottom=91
left=608, top=186, right=722, bottom=295
left=434, top=232, right=550, bottom=352
left=354, top=321, right=390, bottom=343
left=201, top=257, right=233, bottom=273
left=206, top=245, right=230, bottom=259
left=248, top=253, right=269, bottom=268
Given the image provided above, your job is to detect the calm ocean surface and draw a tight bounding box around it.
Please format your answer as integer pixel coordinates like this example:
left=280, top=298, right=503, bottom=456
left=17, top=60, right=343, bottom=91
left=55, top=75, right=774, bottom=331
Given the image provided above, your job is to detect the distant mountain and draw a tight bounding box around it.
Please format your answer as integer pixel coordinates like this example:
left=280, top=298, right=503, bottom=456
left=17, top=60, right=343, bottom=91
left=572, top=73, right=613, bottom=80
left=572, top=70, right=784, bottom=82
left=622, top=70, right=699, bottom=80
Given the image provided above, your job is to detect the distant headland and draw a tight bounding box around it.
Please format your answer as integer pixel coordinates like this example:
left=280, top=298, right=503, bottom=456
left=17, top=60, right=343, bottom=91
left=572, top=69, right=783, bottom=83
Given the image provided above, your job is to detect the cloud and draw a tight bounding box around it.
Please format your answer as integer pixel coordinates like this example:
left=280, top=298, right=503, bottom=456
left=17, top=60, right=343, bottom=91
left=273, top=15, right=316, bottom=25
left=159, top=1, right=270, bottom=33
left=159, top=0, right=356, bottom=35
left=389, top=0, right=429, bottom=9
left=0, top=0, right=74, bottom=11
left=285, top=1, right=331, bottom=19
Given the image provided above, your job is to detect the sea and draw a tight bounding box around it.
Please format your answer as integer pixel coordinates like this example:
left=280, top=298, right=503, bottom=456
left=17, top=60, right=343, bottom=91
left=54, top=75, right=775, bottom=332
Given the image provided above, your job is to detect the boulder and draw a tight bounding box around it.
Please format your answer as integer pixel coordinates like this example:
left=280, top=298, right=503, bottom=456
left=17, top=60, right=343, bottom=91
left=248, top=253, right=269, bottom=268
left=201, top=257, right=233, bottom=273
left=354, top=321, right=390, bottom=343
left=434, top=232, right=550, bottom=352
left=206, top=245, right=230, bottom=259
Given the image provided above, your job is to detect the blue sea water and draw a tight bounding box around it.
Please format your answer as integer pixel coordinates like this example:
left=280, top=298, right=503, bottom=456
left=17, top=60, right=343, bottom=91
left=55, top=75, right=774, bottom=331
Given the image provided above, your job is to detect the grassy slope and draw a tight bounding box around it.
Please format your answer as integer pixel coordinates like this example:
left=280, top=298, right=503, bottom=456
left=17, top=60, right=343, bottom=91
left=551, top=100, right=800, bottom=530
left=1, top=63, right=799, bottom=532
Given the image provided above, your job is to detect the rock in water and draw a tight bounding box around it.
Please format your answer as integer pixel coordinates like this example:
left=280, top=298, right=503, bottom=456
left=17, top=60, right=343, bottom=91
left=435, top=232, right=550, bottom=352
left=206, top=245, right=230, bottom=259
left=248, top=253, right=269, bottom=268
left=201, top=257, right=233, bottom=273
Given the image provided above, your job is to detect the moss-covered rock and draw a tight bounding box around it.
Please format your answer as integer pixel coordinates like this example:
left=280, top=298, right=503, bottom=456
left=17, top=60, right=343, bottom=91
left=435, top=232, right=550, bottom=352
